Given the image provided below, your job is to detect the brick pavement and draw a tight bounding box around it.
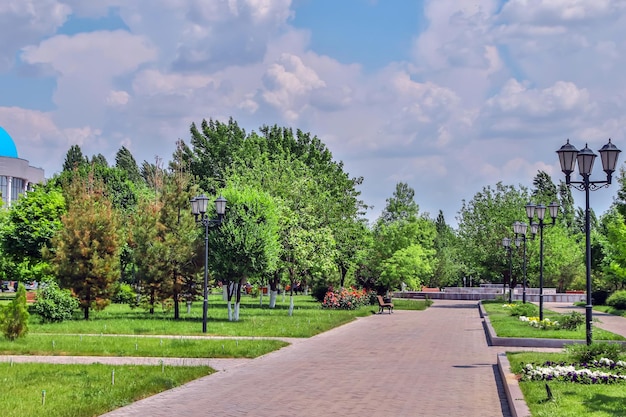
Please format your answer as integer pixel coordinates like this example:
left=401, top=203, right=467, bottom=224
left=100, top=300, right=512, bottom=417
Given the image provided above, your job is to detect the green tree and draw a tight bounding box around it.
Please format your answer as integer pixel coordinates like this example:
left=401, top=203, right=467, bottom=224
left=0, top=184, right=65, bottom=282
left=0, top=283, right=29, bottom=340
left=49, top=175, right=121, bottom=319
left=62, top=144, right=88, bottom=172
left=431, top=210, right=463, bottom=288
left=379, top=244, right=435, bottom=291
left=131, top=197, right=168, bottom=314
left=457, top=182, right=529, bottom=285
left=600, top=209, right=626, bottom=290
left=378, top=182, right=420, bottom=226
left=209, top=186, right=280, bottom=321
left=115, top=146, right=142, bottom=184
left=531, top=171, right=558, bottom=204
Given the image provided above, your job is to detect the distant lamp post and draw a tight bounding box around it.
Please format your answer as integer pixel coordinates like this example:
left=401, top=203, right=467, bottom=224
left=557, top=139, right=621, bottom=345
left=513, top=221, right=535, bottom=303
left=526, top=202, right=559, bottom=320
left=502, top=237, right=513, bottom=303
left=190, top=194, right=227, bottom=333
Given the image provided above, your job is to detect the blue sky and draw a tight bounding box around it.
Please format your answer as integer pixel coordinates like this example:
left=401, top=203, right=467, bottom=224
left=1, top=0, right=625, bottom=226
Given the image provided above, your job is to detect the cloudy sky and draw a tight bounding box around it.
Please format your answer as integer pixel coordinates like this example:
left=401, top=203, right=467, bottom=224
left=1, top=0, right=626, bottom=226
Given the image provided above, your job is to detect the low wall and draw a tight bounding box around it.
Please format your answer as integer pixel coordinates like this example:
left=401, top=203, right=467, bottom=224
left=394, top=290, right=585, bottom=303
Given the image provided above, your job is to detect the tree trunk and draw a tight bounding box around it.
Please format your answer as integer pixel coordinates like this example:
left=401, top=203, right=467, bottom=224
left=173, top=287, right=180, bottom=320
left=269, top=290, right=278, bottom=308
left=234, top=281, right=242, bottom=321
left=83, top=289, right=91, bottom=320
left=339, top=264, right=348, bottom=288
left=149, top=289, right=155, bottom=315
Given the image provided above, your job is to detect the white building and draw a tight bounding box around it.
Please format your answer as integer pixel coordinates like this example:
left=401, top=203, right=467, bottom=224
left=0, top=126, right=45, bottom=206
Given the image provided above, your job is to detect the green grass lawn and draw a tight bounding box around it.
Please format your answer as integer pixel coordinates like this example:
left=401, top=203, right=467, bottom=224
left=0, top=362, right=212, bottom=417
left=26, top=295, right=427, bottom=338
left=507, top=351, right=626, bottom=416
left=482, top=302, right=624, bottom=341
left=0, top=334, right=286, bottom=358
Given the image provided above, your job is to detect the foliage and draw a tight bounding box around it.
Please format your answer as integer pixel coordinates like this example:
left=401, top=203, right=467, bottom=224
left=431, top=210, right=463, bottom=287
left=507, top=302, right=539, bottom=317
left=457, top=182, right=529, bottom=283
left=115, top=146, right=143, bottom=184
left=0, top=283, right=29, bottom=340
left=606, top=290, right=626, bottom=310
left=32, top=281, right=79, bottom=323
left=566, top=342, right=624, bottom=363
left=111, top=283, right=137, bottom=305
left=559, top=311, right=585, bottom=331
left=378, top=182, right=420, bottom=226
left=0, top=184, right=66, bottom=275
left=48, top=174, right=121, bottom=319
left=321, top=287, right=371, bottom=310
left=379, top=243, right=434, bottom=291
left=368, top=185, right=436, bottom=292
left=600, top=209, right=626, bottom=290
left=62, top=144, right=88, bottom=171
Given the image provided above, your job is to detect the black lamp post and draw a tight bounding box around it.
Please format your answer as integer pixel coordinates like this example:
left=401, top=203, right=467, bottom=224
left=190, top=194, right=227, bottom=333
left=502, top=237, right=513, bottom=303
left=526, top=202, right=559, bottom=320
left=557, top=139, right=621, bottom=345
left=513, top=221, right=534, bottom=304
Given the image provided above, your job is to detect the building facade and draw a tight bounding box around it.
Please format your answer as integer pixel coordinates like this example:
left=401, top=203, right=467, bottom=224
left=0, top=126, right=45, bottom=206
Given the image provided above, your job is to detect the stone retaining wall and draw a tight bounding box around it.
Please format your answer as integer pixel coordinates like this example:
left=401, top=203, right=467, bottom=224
left=394, top=290, right=585, bottom=303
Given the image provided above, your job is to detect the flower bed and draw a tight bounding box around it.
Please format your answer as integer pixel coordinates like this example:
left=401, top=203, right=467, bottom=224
left=522, top=358, right=626, bottom=384
left=321, top=287, right=372, bottom=310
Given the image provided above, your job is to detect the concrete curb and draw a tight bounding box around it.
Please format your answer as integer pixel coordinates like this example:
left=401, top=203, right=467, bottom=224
left=497, top=353, right=531, bottom=417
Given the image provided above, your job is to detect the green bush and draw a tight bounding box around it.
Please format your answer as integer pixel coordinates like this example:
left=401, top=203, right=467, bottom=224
left=112, top=283, right=137, bottom=305
left=566, top=342, right=623, bottom=363
left=33, top=281, right=79, bottom=323
left=606, top=290, right=626, bottom=310
left=559, top=311, right=585, bottom=330
left=509, top=302, right=538, bottom=317
left=0, top=283, right=29, bottom=340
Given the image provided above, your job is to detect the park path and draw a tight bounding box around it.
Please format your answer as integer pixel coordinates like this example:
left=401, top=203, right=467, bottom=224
left=100, top=300, right=512, bottom=417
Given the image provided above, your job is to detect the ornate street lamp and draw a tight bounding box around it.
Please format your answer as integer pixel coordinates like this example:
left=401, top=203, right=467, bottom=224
left=557, top=139, right=621, bottom=345
left=526, top=201, right=559, bottom=320
left=190, top=195, right=227, bottom=333
left=502, top=237, right=513, bottom=303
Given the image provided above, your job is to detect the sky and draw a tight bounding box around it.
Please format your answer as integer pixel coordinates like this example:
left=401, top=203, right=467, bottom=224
left=1, top=0, right=626, bottom=227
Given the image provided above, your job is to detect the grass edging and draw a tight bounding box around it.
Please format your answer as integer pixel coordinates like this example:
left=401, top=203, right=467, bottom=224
left=479, top=302, right=604, bottom=348
left=497, top=353, right=531, bottom=417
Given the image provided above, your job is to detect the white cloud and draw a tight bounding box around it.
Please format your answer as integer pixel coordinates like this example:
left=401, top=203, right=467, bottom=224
left=0, top=0, right=70, bottom=70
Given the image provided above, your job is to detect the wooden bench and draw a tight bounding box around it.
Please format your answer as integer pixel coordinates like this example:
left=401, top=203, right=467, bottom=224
left=376, top=295, right=393, bottom=314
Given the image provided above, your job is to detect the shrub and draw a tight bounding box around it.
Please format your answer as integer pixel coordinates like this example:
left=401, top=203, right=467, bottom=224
left=311, top=284, right=329, bottom=302
left=112, top=283, right=137, bottom=305
left=508, top=302, right=538, bottom=317
left=0, top=283, right=29, bottom=340
left=606, top=290, right=626, bottom=310
left=33, top=281, right=79, bottom=323
left=559, top=311, right=585, bottom=330
left=567, top=342, right=624, bottom=363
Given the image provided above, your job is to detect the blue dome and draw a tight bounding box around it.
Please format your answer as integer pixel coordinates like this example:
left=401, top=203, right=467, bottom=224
left=0, top=126, right=18, bottom=158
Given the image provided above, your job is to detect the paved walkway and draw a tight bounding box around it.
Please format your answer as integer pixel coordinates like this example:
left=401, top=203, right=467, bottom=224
left=97, top=300, right=512, bottom=417
left=547, top=302, right=626, bottom=339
